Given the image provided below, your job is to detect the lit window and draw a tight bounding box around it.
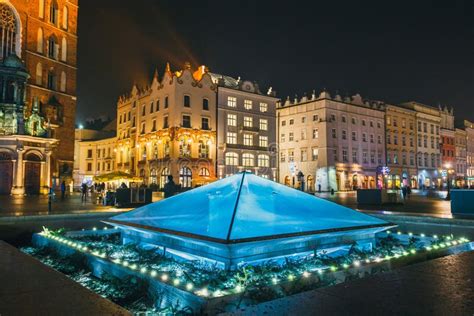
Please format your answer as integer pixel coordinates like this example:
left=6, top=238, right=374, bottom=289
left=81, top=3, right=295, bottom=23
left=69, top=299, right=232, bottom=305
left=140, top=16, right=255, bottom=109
left=201, top=117, right=209, bottom=130
left=259, top=102, right=268, bottom=112
left=243, top=116, right=253, bottom=127
left=313, top=128, right=319, bottom=139
left=259, top=136, right=268, bottom=147
left=259, top=119, right=268, bottom=131
left=243, top=134, right=253, bottom=146
left=312, top=148, right=319, bottom=161
left=244, top=99, right=252, bottom=110
left=227, top=114, right=237, bottom=126
left=242, top=153, right=254, bottom=167
left=289, top=132, right=294, bottom=141
left=225, top=152, right=239, bottom=166
left=258, top=154, right=269, bottom=167
left=227, top=132, right=237, bottom=144
left=227, top=96, right=237, bottom=107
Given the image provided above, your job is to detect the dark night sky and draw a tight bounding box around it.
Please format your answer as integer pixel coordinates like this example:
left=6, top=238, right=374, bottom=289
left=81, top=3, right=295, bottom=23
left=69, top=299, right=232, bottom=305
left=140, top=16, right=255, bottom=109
left=76, top=0, right=473, bottom=125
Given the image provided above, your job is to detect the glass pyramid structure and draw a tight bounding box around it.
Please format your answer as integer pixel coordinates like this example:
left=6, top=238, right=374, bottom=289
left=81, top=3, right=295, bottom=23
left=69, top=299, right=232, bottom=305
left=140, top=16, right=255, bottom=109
left=105, top=173, right=393, bottom=269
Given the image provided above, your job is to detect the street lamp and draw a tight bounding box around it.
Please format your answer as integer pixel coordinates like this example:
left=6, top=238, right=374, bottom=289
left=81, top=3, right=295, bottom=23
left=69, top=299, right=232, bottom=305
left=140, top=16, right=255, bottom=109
left=444, top=163, right=452, bottom=201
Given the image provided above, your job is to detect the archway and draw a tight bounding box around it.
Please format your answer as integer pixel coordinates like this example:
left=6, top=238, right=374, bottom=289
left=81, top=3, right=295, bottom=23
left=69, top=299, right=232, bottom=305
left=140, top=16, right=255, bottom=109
left=159, top=167, right=170, bottom=189
left=24, top=153, right=42, bottom=195
left=0, top=152, right=13, bottom=194
left=284, top=176, right=291, bottom=186
left=307, top=175, right=314, bottom=192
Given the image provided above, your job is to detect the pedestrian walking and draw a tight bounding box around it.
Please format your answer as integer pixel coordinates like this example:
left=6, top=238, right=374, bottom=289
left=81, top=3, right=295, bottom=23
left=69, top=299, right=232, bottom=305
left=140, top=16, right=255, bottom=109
left=60, top=180, right=66, bottom=200
left=164, top=175, right=177, bottom=198
left=318, top=183, right=322, bottom=193
left=81, top=182, right=88, bottom=202
left=401, top=186, right=407, bottom=200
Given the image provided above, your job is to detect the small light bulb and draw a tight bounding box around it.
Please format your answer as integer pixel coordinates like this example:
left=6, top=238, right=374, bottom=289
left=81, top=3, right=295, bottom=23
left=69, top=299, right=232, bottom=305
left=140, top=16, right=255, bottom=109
left=161, top=274, right=168, bottom=281
left=150, top=270, right=157, bottom=277
left=140, top=267, right=147, bottom=273
left=303, top=271, right=310, bottom=278
left=93, top=227, right=97, bottom=231
left=353, top=260, right=361, bottom=267
left=173, top=279, right=180, bottom=286
left=186, top=283, right=193, bottom=290
left=235, top=284, right=242, bottom=292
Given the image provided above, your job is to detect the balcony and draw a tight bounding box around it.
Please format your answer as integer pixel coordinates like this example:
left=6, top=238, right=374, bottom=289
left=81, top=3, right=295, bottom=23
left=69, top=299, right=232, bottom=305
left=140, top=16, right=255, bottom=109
left=240, top=125, right=260, bottom=133
left=226, top=143, right=268, bottom=151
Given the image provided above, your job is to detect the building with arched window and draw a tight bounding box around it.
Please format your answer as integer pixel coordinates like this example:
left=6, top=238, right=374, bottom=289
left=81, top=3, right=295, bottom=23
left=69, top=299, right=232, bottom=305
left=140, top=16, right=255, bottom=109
left=113, top=62, right=217, bottom=189
left=2, top=0, right=79, bottom=191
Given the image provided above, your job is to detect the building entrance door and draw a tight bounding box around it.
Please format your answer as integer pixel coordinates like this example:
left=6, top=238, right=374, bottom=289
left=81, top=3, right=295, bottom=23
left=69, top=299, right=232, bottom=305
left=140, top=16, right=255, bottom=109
left=0, top=160, right=13, bottom=194
left=25, top=161, right=41, bottom=195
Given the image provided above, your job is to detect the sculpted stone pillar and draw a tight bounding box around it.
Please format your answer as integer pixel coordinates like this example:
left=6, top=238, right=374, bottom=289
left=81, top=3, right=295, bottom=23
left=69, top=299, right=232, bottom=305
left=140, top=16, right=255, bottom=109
left=11, top=146, right=24, bottom=195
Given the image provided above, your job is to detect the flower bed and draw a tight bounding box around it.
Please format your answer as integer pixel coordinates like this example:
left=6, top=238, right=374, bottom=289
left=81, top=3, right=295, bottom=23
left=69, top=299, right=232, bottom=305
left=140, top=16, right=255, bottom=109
left=25, top=226, right=472, bottom=314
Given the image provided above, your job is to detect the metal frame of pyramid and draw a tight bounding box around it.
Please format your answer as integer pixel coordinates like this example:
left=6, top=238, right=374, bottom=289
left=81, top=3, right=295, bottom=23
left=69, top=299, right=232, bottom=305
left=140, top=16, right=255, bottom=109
left=105, top=172, right=394, bottom=269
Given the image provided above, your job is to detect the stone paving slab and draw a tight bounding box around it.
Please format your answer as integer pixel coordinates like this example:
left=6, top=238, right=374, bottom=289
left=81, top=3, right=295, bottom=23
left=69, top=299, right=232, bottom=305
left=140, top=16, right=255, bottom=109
left=224, top=251, right=474, bottom=316
left=0, top=241, right=130, bottom=316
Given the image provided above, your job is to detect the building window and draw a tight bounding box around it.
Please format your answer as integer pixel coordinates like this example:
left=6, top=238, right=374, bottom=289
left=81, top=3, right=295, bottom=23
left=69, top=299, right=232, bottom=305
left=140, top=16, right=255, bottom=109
left=301, top=129, right=306, bottom=140
left=243, top=134, right=253, bottom=146
left=150, top=101, right=154, bottom=113
left=50, top=1, right=59, bottom=25
left=165, top=96, right=169, bottom=108
left=163, top=115, right=169, bottom=128
left=36, top=63, right=43, bottom=85
left=281, top=120, right=286, bottom=126
left=363, top=151, right=368, bottom=164
left=151, top=120, right=156, bottom=132
left=184, top=95, right=191, bottom=107
left=199, top=167, right=210, bottom=177
left=352, top=150, right=358, bottom=163
left=370, top=134, right=374, bottom=143
left=201, top=117, right=210, bottom=130
left=301, top=117, right=306, bottom=123
left=242, top=153, right=254, bottom=167
left=259, top=119, right=268, bottom=131
left=280, top=152, right=286, bottom=162
left=60, top=71, right=66, bottom=92
left=332, top=128, right=337, bottom=138
left=342, top=116, right=346, bottom=123
left=156, top=99, right=160, bottom=111
left=48, top=36, right=58, bottom=59
left=378, top=135, right=382, bottom=144
left=179, top=137, right=191, bottom=157
left=313, top=128, right=319, bottom=139
left=243, top=116, right=253, bottom=127
left=141, top=122, right=145, bottom=134
left=244, top=99, right=252, bottom=110
left=313, top=114, right=319, bottom=121
left=288, top=150, right=294, bottom=162
left=258, top=154, right=269, bottom=167
left=61, top=37, right=67, bottom=62
left=225, top=152, right=239, bottom=166
left=362, top=133, right=367, bottom=142
left=289, top=132, right=294, bottom=141
left=227, top=132, right=237, bottom=144
left=179, top=167, right=192, bottom=188
left=312, top=148, right=318, bottom=161
left=227, top=96, right=237, bottom=107
left=203, top=98, right=209, bottom=110
left=37, top=28, right=44, bottom=53
left=182, top=115, right=191, bottom=128
left=394, top=135, right=398, bottom=145
left=87, top=163, right=92, bottom=172
left=342, top=149, right=348, bottom=162
left=362, top=119, right=366, bottom=126
left=352, top=117, right=356, bottom=125
left=227, top=114, right=237, bottom=126
left=259, top=136, right=268, bottom=147
left=198, top=140, right=209, bottom=158
left=142, top=104, right=146, bottom=116
left=280, top=133, right=285, bottom=143
left=342, top=130, right=347, bottom=140
left=47, top=71, right=56, bottom=90
left=260, top=102, right=267, bottom=112
left=87, top=149, right=92, bottom=158
left=62, top=6, right=68, bottom=29
left=289, top=119, right=294, bottom=125
left=352, top=131, right=357, bottom=141
left=39, top=0, right=45, bottom=18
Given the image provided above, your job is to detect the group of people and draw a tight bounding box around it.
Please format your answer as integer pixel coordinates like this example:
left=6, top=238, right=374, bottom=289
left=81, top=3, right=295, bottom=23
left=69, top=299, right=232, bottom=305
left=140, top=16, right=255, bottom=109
left=80, top=182, right=106, bottom=202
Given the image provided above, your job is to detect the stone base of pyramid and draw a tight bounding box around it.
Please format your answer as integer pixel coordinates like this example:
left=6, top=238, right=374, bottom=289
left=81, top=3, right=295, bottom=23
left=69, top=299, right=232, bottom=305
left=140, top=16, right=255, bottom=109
left=109, top=220, right=391, bottom=270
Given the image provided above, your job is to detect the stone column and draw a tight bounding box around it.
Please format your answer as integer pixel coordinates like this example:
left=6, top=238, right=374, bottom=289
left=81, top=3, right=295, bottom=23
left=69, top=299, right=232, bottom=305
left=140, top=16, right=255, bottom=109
left=40, top=150, right=52, bottom=195
left=11, top=147, right=24, bottom=195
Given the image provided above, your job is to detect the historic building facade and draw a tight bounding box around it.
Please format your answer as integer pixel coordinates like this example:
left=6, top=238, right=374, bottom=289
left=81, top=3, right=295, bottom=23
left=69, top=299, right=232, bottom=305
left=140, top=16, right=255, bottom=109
left=278, top=91, right=386, bottom=192
left=115, top=63, right=217, bottom=189
left=454, top=127, right=467, bottom=187
left=3, top=0, right=78, bottom=191
left=212, top=73, right=278, bottom=180
left=73, top=126, right=116, bottom=188
left=385, top=104, right=418, bottom=188
left=400, top=102, right=442, bottom=188
left=464, top=120, right=474, bottom=186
